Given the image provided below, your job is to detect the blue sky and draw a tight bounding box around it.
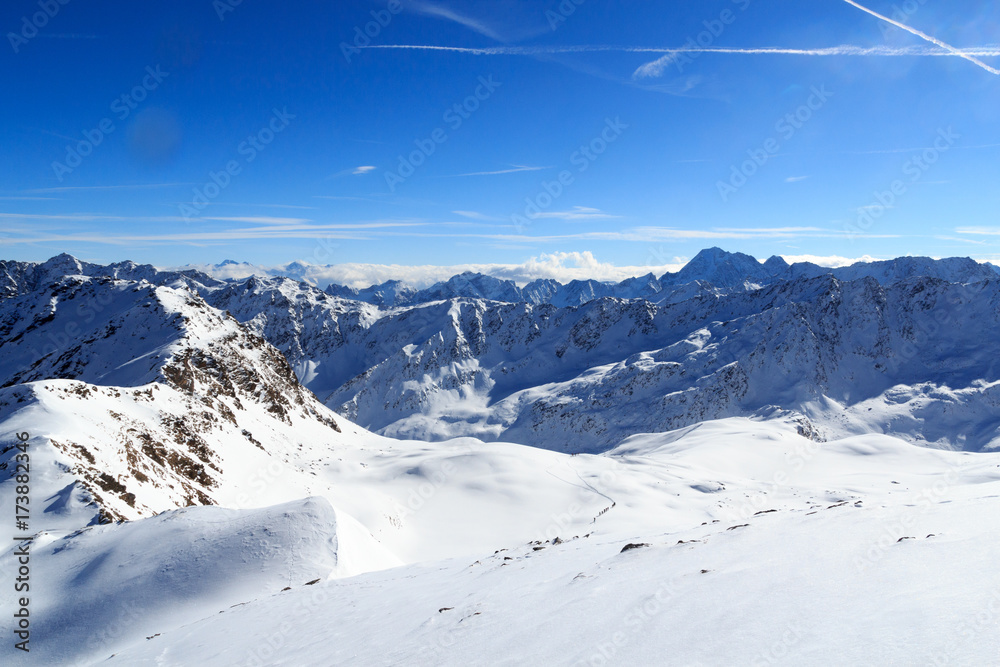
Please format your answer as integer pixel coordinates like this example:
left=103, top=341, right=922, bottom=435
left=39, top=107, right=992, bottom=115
left=2, top=0, right=999, bottom=278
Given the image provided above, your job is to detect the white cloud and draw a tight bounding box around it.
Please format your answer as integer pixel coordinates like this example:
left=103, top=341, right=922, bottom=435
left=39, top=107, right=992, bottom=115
left=206, top=203, right=317, bottom=210
left=632, top=54, right=674, bottom=80
left=614, top=227, right=897, bottom=242
left=409, top=2, right=505, bottom=41
left=785, top=176, right=810, bottom=183
left=371, top=44, right=998, bottom=57
left=856, top=204, right=893, bottom=213
left=327, top=165, right=379, bottom=179
left=531, top=207, right=618, bottom=221
left=26, top=183, right=192, bottom=193
left=0, top=215, right=900, bottom=247
left=202, top=216, right=313, bottom=226
left=713, top=226, right=824, bottom=234
left=0, top=218, right=431, bottom=246
left=957, top=227, right=1000, bottom=236
left=180, top=251, right=687, bottom=289
left=933, top=235, right=987, bottom=246
left=448, top=165, right=546, bottom=177
left=452, top=211, right=503, bottom=221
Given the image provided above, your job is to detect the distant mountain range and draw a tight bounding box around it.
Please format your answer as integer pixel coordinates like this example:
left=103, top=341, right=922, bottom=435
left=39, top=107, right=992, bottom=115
left=6, top=247, right=997, bottom=307
left=4, top=248, right=1000, bottom=454
left=222, top=247, right=1000, bottom=308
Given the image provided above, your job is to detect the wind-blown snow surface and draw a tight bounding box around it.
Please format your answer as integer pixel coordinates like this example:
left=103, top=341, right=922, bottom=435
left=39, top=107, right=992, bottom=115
left=3, top=419, right=1000, bottom=665
left=3, top=251, right=1000, bottom=665
left=0, top=497, right=394, bottom=666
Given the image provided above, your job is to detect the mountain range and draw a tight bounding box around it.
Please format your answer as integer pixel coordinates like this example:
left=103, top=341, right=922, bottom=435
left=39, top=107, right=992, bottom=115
left=2, top=248, right=1000, bottom=665
left=312, top=247, right=999, bottom=307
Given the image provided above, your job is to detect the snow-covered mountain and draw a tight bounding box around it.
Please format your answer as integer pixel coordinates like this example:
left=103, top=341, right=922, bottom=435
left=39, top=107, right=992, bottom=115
left=200, top=268, right=1000, bottom=453
left=0, top=253, right=223, bottom=300
left=3, top=250, right=1000, bottom=665
left=6, top=250, right=1000, bottom=455
left=307, top=247, right=1000, bottom=308
left=180, top=247, right=1000, bottom=309
left=0, top=275, right=342, bottom=525
left=326, top=278, right=417, bottom=308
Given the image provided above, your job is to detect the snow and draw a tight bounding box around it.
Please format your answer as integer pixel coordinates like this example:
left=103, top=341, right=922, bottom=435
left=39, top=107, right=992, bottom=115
left=90, top=496, right=1000, bottom=666
left=3, top=251, right=1000, bottom=665
left=3, top=418, right=999, bottom=666
left=191, top=269, right=1000, bottom=452
left=0, top=497, right=396, bottom=666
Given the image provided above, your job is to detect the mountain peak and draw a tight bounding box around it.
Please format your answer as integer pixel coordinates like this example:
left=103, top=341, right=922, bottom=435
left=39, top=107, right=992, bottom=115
left=667, top=247, right=770, bottom=288
left=43, top=252, right=84, bottom=269
left=764, top=255, right=789, bottom=271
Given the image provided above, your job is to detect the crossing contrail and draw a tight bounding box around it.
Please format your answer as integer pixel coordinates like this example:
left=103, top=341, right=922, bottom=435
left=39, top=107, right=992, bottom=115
left=840, top=0, right=1000, bottom=75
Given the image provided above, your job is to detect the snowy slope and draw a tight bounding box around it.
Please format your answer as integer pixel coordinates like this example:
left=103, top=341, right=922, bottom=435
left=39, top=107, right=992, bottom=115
left=0, top=276, right=343, bottom=526
left=2, top=418, right=998, bottom=665
left=0, top=497, right=398, bottom=666
left=99, top=487, right=1000, bottom=667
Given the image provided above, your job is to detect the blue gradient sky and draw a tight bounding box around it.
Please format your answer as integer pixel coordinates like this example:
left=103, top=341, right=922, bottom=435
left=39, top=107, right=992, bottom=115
left=2, top=0, right=999, bottom=272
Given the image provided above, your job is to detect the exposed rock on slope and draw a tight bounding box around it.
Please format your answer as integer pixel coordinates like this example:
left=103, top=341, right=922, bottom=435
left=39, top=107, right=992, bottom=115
left=0, top=277, right=340, bottom=525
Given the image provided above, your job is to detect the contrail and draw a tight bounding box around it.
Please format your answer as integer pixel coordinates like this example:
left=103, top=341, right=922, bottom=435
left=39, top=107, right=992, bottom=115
left=364, top=43, right=1000, bottom=58
left=841, top=0, right=1000, bottom=75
